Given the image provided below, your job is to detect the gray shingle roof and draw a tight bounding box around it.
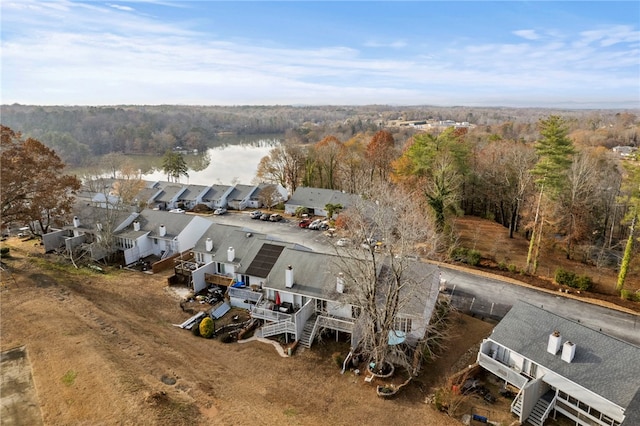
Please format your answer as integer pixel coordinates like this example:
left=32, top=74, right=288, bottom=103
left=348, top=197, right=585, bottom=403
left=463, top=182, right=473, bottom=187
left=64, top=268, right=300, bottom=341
left=490, top=302, right=640, bottom=409
left=286, top=187, right=359, bottom=210
left=116, top=209, right=195, bottom=238
left=227, top=184, right=258, bottom=201
left=201, top=184, right=232, bottom=202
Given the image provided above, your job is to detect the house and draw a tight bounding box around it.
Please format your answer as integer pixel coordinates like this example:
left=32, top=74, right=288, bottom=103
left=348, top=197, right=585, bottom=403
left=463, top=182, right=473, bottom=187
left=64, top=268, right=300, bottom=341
left=150, top=184, right=187, bottom=210
left=226, top=184, right=259, bottom=210
left=113, top=209, right=210, bottom=265
left=476, top=302, right=640, bottom=426
left=188, top=224, right=439, bottom=349
left=175, top=184, right=210, bottom=210
left=199, top=184, right=234, bottom=210
left=248, top=183, right=288, bottom=209
left=612, top=146, right=638, bottom=158
left=284, top=187, right=360, bottom=217
left=42, top=203, right=135, bottom=261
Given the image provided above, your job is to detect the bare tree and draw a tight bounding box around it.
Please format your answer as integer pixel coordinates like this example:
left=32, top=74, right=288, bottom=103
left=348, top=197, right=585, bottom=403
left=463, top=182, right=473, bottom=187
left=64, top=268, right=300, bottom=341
left=330, top=181, right=441, bottom=376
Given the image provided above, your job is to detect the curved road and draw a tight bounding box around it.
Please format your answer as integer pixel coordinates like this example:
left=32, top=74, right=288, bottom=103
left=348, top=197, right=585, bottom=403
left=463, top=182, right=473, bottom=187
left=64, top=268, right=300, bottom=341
left=205, top=211, right=640, bottom=347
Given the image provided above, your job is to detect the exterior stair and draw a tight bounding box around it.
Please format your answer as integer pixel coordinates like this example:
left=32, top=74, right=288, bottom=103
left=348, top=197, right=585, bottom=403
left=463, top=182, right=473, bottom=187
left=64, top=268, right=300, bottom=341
left=525, top=391, right=555, bottom=426
left=512, top=394, right=523, bottom=417
left=299, top=315, right=318, bottom=348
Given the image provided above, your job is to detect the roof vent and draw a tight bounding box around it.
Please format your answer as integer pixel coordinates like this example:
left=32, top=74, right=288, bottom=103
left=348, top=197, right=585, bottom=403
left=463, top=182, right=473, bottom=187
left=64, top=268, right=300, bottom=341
left=547, top=330, right=562, bottom=355
left=246, top=232, right=252, bottom=238
left=561, top=341, right=576, bottom=363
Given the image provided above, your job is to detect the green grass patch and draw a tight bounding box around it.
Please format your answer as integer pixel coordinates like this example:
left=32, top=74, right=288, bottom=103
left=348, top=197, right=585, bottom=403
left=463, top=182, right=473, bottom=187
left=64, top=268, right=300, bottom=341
left=62, top=370, right=78, bottom=386
left=283, top=407, right=298, bottom=416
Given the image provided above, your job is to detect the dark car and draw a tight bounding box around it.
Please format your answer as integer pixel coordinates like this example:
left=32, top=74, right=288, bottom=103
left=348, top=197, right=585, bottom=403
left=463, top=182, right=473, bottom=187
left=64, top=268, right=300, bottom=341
left=260, top=213, right=270, bottom=221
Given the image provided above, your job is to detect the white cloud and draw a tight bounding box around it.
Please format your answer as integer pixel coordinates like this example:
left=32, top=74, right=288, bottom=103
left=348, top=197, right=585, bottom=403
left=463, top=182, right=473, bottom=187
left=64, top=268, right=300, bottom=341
left=363, top=40, right=407, bottom=49
left=513, top=29, right=540, bottom=40
left=108, top=4, right=135, bottom=12
left=1, top=1, right=638, bottom=108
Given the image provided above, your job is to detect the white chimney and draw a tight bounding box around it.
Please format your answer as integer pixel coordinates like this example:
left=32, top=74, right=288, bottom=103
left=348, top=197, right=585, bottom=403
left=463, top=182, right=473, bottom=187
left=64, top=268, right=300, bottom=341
left=336, top=273, right=345, bottom=293
left=205, top=238, right=213, bottom=252
left=285, top=265, right=294, bottom=288
left=73, top=216, right=80, bottom=228
left=227, top=247, right=235, bottom=262
left=133, top=220, right=140, bottom=231
left=547, top=330, right=562, bottom=355
left=159, top=224, right=166, bottom=237
left=561, top=341, right=576, bottom=363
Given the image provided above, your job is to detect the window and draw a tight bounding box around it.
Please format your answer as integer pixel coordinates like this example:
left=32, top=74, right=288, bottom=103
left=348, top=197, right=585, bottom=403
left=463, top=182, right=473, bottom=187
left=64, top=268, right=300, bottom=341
left=154, top=238, right=158, bottom=245
left=394, top=317, right=412, bottom=333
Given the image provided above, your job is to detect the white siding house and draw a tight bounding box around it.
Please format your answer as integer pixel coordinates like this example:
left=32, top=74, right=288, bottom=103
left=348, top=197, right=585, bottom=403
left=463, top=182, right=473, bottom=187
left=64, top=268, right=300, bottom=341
left=476, top=302, right=640, bottom=426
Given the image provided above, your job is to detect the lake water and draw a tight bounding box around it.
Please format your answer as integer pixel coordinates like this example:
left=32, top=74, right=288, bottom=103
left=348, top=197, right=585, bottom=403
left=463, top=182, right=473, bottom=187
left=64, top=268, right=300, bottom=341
left=141, top=137, right=281, bottom=186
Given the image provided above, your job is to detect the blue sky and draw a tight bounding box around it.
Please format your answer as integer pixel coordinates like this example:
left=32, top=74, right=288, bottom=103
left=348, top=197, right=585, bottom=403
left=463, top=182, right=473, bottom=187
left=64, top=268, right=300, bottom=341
left=1, top=1, right=639, bottom=108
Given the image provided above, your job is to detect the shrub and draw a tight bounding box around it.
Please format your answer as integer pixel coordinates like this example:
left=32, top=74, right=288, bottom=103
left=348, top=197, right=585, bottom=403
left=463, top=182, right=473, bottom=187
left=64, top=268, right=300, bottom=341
left=574, top=274, right=592, bottom=291
left=507, top=264, right=518, bottom=273
left=555, top=268, right=592, bottom=291
left=497, top=261, right=507, bottom=271
left=0, top=247, right=10, bottom=257
left=191, top=319, right=202, bottom=337
left=450, top=247, right=481, bottom=266
left=199, top=317, right=214, bottom=338
left=467, top=249, right=481, bottom=266
left=331, top=352, right=344, bottom=368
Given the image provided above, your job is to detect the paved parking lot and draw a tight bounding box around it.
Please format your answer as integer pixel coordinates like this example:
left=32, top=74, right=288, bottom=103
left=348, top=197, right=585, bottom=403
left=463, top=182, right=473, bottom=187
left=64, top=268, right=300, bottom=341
left=203, top=211, right=337, bottom=253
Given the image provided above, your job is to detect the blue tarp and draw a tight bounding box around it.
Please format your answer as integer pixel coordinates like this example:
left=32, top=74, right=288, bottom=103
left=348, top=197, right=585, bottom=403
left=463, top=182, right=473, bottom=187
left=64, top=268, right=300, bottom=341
left=231, top=281, right=245, bottom=288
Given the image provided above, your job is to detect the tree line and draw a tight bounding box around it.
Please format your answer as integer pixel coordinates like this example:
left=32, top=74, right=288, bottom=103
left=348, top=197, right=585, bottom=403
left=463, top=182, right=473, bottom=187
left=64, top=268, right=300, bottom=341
left=2, top=104, right=636, bottom=167
left=256, top=116, right=639, bottom=293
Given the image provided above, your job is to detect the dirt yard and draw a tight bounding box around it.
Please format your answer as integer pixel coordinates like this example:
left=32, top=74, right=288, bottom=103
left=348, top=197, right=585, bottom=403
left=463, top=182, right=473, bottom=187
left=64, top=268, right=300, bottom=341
left=2, top=215, right=636, bottom=426
left=453, top=216, right=640, bottom=313
left=1, top=238, right=498, bottom=426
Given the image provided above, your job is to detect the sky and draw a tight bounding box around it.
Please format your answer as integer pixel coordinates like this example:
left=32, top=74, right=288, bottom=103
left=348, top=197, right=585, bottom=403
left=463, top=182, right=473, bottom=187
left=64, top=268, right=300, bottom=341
left=1, top=1, right=639, bottom=108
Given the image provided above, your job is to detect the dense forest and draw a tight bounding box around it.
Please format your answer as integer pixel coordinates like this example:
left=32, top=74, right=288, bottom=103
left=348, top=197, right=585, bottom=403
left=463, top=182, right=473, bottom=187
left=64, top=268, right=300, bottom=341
left=2, top=104, right=637, bottom=167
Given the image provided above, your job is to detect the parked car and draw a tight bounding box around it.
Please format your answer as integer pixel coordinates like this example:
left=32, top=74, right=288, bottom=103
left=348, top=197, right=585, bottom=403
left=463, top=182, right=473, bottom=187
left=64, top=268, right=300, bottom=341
left=169, top=208, right=185, bottom=214
left=336, top=237, right=350, bottom=247
left=250, top=210, right=263, bottom=219
left=298, top=219, right=312, bottom=228
left=308, top=219, right=323, bottom=230
left=260, top=213, right=270, bottom=221
left=213, top=207, right=227, bottom=215
left=319, top=221, right=330, bottom=231
left=269, top=213, right=283, bottom=222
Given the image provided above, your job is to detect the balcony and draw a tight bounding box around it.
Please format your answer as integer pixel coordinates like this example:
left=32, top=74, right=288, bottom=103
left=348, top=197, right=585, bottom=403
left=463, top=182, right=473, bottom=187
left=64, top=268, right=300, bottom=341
left=204, top=273, right=234, bottom=287
left=478, top=352, right=528, bottom=389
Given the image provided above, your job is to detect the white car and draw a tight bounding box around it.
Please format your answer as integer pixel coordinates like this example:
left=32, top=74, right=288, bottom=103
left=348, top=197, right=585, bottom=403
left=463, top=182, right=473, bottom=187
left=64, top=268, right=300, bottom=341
left=213, top=208, right=227, bottom=215
left=336, top=238, right=350, bottom=247
left=169, top=208, right=185, bottom=214
left=308, top=219, right=323, bottom=230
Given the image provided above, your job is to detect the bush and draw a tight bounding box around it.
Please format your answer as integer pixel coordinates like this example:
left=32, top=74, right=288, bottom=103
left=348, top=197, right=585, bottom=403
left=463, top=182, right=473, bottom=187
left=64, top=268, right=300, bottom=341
left=497, top=261, right=507, bottom=271
left=507, top=264, right=518, bottom=273
left=555, top=268, right=592, bottom=291
left=0, top=247, right=10, bottom=258
left=450, top=247, right=481, bottom=266
left=467, top=250, right=481, bottom=266
left=331, top=352, right=344, bottom=368
left=191, top=319, right=202, bottom=337
left=199, top=317, right=214, bottom=338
